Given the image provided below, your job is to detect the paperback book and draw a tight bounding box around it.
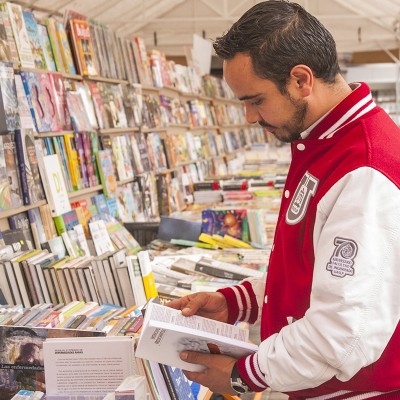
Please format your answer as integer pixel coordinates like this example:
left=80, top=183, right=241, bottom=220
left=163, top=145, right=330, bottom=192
left=135, top=301, right=258, bottom=371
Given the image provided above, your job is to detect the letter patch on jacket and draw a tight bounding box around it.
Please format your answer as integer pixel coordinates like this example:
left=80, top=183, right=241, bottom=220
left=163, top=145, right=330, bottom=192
left=286, top=171, right=318, bottom=225
left=326, top=237, right=358, bottom=278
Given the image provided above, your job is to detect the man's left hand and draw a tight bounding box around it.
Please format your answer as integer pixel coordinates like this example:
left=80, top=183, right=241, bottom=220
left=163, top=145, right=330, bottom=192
left=180, top=351, right=237, bottom=395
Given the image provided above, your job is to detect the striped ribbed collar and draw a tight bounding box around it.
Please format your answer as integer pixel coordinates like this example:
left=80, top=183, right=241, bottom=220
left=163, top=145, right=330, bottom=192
left=301, top=82, right=376, bottom=140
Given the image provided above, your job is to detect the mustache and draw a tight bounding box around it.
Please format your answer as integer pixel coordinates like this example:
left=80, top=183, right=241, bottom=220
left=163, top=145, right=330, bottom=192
left=258, top=120, right=275, bottom=129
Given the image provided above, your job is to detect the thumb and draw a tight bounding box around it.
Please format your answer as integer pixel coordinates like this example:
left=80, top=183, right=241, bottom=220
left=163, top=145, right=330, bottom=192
left=181, top=294, right=205, bottom=316
left=180, top=350, right=210, bottom=367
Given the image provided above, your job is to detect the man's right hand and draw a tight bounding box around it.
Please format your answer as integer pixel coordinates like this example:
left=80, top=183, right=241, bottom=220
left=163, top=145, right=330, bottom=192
left=165, top=292, right=229, bottom=323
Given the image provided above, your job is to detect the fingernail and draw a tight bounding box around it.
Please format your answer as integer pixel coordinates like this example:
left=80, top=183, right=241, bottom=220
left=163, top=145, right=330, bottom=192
left=180, top=351, right=188, bottom=360
left=182, top=308, right=190, bottom=315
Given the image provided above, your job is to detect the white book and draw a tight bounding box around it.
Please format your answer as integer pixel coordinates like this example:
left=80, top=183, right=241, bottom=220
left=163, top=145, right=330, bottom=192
left=43, top=336, right=135, bottom=396
left=6, top=3, right=35, bottom=68
left=38, top=154, right=71, bottom=217
left=89, top=220, right=115, bottom=256
left=135, top=301, right=258, bottom=372
left=126, top=255, right=147, bottom=306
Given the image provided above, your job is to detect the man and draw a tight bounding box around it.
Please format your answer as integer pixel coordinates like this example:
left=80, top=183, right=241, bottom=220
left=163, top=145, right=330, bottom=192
left=167, top=0, right=400, bottom=398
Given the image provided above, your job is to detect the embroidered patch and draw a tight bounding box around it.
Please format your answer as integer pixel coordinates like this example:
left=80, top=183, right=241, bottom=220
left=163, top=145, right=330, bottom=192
left=326, top=237, right=358, bottom=278
left=286, top=171, right=319, bottom=225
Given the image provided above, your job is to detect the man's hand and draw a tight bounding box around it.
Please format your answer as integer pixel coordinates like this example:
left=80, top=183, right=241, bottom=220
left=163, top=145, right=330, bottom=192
left=180, top=351, right=237, bottom=395
left=165, top=292, right=229, bottom=323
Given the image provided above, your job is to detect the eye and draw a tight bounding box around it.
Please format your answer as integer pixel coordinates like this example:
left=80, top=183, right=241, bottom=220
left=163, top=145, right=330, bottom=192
left=250, top=98, right=263, bottom=106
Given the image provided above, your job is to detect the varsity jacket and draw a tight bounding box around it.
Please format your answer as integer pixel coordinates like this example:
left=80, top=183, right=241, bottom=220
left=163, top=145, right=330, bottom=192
left=218, top=82, right=400, bottom=398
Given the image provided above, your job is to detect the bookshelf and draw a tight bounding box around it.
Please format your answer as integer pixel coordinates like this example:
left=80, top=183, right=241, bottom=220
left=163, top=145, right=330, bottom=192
left=0, top=4, right=270, bottom=399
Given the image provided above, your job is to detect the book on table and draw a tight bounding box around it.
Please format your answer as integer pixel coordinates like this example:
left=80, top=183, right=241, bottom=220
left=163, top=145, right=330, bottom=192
left=135, top=300, right=258, bottom=372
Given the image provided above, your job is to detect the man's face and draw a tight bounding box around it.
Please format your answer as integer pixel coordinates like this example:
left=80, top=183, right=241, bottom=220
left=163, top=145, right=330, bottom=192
left=223, top=53, right=308, bottom=143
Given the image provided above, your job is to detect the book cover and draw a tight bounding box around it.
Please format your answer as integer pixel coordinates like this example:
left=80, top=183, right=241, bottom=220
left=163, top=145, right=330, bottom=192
left=88, top=220, right=115, bottom=256
left=137, top=250, right=158, bottom=300
left=37, top=23, right=56, bottom=72
left=14, top=128, right=45, bottom=205
left=44, top=18, right=65, bottom=73
left=135, top=131, right=152, bottom=173
left=0, top=134, right=11, bottom=211
left=110, top=84, right=128, bottom=128
left=52, top=136, right=73, bottom=193
left=3, top=133, right=23, bottom=208
left=0, top=8, right=13, bottom=62
left=146, top=132, right=168, bottom=173
left=38, top=154, right=71, bottom=217
left=65, top=90, right=92, bottom=132
left=14, top=74, right=35, bottom=131
left=0, top=61, right=18, bottom=133
left=63, top=133, right=82, bottom=191
left=201, top=209, right=249, bottom=240
left=22, top=11, right=47, bottom=70
left=69, top=19, right=97, bottom=76
left=86, top=80, right=108, bottom=130
left=19, top=71, right=53, bottom=133
left=96, top=149, right=117, bottom=199
left=135, top=301, right=258, bottom=372
left=48, top=73, right=71, bottom=130
left=159, top=363, right=195, bottom=400
left=54, top=20, right=76, bottom=75
left=0, top=325, right=105, bottom=399
left=27, top=207, right=47, bottom=248
left=2, top=227, right=35, bottom=252
left=71, top=81, right=98, bottom=130
left=6, top=2, right=35, bottom=68
left=37, top=72, right=61, bottom=132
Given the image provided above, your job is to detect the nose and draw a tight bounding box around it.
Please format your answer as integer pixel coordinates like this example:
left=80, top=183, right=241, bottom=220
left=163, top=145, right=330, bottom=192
left=244, top=103, right=261, bottom=125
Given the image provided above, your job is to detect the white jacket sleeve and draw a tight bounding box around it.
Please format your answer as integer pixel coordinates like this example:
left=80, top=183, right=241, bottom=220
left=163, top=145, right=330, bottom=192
left=257, top=167, right=400, bottom=391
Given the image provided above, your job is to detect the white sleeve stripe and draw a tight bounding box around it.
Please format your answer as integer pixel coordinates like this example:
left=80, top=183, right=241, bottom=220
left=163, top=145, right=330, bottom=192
left=231, top=286, right=244, bottom=320
left=232, top=284, right=253, bottom=321
left=253, top=353, right=268, bottom=385
left=246, top=354, right=268, bottom=388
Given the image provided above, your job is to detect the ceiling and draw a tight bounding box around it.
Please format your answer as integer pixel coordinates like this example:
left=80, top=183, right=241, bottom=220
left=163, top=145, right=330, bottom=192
left=13, top=0, right=400, bottom=61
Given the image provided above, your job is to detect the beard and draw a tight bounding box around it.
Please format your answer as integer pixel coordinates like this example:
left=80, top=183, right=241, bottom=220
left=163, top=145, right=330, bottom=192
left=259, top=95, right=308, bottom=143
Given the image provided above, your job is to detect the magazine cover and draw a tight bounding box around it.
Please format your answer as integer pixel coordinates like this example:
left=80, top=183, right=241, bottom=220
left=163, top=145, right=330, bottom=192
left=201, top=209, right=249, bottom=240
left=0, top=325, right=105, bottom=399
left=0, top=61, right=19, bottom=132
left=22, top=10, right=47, bottom=70
left=6, top=2, right=35, bottom=68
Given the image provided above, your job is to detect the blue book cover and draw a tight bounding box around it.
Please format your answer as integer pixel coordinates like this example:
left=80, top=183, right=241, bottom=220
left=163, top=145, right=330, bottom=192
left=159, top=364, right=195, bottom=400
left=22, top=10, right=47, bottom=70
left=20, top=71, right=52, bottom=133
left=0, top=61, right=19, bottom=132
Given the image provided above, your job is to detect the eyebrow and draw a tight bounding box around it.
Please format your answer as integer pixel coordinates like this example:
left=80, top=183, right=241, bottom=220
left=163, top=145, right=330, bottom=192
left=238, top=94, right=262, bottom=101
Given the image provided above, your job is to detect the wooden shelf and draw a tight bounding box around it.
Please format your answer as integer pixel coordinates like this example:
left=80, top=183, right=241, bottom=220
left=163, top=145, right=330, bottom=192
left=98, top=127, right=139, bottom=135
left=62, top=72, right=83, bottom=80
left=117, top=178, right=135, bottom=186
left=141, top=84, right=160, bottom=92
left=141, top=127, right=168, bottom=133
left=68, top=185, right=103, bottom=200
left=0, top=200, right=47, bottom=220
left=85, top=75, right=128, bottom=85
left=214, top=96, right=241, bottom=104
left=34, top=130, right=74, bottom=138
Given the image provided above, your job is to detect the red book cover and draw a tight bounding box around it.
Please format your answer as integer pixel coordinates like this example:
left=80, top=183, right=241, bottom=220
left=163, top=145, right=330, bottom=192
left=70, top=19, right=98, bottom=76
left=49, top=72, right=72, bottom=131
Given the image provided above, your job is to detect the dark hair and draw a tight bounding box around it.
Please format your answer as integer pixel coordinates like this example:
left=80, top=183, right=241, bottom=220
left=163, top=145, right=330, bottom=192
left=213, top=0, right=340, bottom=93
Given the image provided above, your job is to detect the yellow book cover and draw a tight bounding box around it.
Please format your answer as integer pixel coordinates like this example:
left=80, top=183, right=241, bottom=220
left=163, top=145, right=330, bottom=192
left=221, top=235, right=254, bottom=249
left=209, top=234, right=231, bottom=249
left=63, top=133, right=82, bottom=190
left=137, top=251, right=158, bottom=300
left=198, top=233, right=220, bottom=247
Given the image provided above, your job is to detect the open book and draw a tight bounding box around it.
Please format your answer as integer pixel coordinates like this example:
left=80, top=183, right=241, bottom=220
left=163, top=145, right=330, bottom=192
left=135, top=301, right=258, bottom=372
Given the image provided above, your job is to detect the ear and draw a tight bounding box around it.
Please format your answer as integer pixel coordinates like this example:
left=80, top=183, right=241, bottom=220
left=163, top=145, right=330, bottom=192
left=289, top=65, right=313, bottom=97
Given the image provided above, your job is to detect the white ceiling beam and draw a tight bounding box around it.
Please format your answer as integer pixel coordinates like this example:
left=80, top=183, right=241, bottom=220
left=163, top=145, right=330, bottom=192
left=115, top=0, right=186, bottom=36
left=198, top=0, right=224, bottom=17
left=90, top=0, right=127, bottom=19
left=229, top=0, right=252, bottom=17
left=332, top=0, right=395, bottom=34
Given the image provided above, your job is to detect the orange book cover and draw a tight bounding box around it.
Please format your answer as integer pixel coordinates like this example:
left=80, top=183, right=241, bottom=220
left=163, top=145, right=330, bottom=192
left=70, top=19, right=97, bottom=76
